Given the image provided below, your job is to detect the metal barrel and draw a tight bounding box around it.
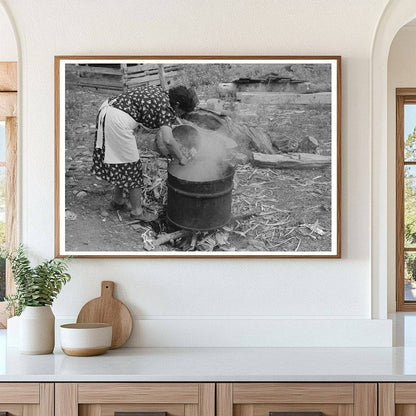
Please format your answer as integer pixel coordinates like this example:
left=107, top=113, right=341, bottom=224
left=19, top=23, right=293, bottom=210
left=167, top=166, right=234, bottom=231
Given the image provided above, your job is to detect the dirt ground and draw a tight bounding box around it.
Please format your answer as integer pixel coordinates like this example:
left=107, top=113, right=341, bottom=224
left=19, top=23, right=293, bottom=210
left=64, top=86, right=333, bottom=253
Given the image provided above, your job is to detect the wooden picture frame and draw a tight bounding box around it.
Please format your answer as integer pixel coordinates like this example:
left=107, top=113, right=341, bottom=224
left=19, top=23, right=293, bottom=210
left=55, top=56, right=341, bottom=258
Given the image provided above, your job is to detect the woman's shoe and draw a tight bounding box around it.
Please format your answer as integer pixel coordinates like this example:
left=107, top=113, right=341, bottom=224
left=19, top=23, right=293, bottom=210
left=110, top=200, right=129, bottom=211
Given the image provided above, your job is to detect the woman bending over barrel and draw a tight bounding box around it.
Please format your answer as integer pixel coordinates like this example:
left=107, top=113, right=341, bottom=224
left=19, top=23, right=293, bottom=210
left=92, top=85, right=198, bottom=222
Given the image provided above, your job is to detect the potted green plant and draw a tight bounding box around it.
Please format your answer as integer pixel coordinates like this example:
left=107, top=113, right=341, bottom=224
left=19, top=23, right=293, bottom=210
left=1, top=245, right=71, bottom=354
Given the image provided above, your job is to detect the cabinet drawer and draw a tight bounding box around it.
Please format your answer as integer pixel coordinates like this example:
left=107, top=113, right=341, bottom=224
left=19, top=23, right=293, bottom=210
left=78, top=383, right=200, bottom=404
left=217, top=383, right=376, bottom=416
left=56, top=383, right=215, bottom=416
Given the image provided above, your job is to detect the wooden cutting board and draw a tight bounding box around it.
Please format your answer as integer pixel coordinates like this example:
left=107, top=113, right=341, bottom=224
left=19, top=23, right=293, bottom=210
left=76, top=281, right=133, bottom=349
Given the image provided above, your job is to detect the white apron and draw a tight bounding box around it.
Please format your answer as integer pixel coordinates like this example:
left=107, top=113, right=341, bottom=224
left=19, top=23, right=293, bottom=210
left=96, top=100, right=140, bottom=164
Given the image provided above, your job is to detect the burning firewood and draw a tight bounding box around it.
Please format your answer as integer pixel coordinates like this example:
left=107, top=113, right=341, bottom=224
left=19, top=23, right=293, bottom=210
left=153, top=230, right=192, bottom=247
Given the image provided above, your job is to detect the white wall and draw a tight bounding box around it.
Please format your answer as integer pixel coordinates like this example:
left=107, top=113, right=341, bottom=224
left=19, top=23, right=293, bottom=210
left=387, top=25, right=416, bottom=312
left=0, top=3, right=16, bottom=61
left=0, top=0, right=393, bottom=346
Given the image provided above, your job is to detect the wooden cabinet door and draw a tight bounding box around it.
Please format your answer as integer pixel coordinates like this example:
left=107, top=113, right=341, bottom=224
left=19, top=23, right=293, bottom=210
left=56, top=383, right=215, bottom=416
left=379, top=383, right=416, bottom=416
left=0, top=383, right=53, bottom=416
left=217, top=383, right=377, bottom=416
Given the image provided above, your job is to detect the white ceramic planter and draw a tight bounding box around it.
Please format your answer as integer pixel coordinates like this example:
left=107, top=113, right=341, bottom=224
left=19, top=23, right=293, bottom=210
left=19, top=306, right=55, bottom=354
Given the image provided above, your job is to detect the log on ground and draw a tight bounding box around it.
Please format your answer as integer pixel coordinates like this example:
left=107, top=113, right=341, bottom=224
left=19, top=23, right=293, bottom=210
left=252, top=152, right=331, bottom=169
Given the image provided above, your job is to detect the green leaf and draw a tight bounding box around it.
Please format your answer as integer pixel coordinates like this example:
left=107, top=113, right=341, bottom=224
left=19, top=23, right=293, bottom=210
left=5, top=245, right=71, bottom=314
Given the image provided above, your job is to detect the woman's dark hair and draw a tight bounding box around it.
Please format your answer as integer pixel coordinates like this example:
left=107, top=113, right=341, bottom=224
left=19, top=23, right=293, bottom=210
left=169, top=86, right=199, bottom=113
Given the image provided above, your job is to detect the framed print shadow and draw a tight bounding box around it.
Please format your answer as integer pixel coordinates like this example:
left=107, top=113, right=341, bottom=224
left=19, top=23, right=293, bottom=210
left=55, top=56, right=341, bottom=258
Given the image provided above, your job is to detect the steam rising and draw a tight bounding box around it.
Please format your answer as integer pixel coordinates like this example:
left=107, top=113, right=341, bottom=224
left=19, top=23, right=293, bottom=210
left=170, top=129, right=232, bottom=182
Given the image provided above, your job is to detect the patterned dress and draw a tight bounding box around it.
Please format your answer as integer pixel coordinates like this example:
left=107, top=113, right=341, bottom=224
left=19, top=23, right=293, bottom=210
left=92, top=86, right=177, bottom=189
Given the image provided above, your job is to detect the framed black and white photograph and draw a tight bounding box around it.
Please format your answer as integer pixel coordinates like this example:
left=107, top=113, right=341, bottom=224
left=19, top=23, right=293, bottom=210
left=55, top=56, right=341, bottom=258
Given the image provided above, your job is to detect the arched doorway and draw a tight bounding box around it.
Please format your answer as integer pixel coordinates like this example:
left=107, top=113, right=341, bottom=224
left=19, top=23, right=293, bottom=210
left=371, top=0, right=416, bottom=319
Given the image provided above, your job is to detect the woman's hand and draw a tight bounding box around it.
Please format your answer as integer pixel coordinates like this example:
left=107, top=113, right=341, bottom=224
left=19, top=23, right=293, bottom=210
left=179, top=156, right=188, bottom=166
left=189, top=147, right=198, bottom=158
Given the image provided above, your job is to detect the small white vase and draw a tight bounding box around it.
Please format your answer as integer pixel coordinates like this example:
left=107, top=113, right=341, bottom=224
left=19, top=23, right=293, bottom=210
left=19, top=306, right=55, bottom=354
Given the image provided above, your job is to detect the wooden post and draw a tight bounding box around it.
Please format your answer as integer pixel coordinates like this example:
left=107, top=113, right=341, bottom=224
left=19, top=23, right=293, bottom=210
left=0, top=116, right=17, bottom=327
left=5, top=116, right=17, bottom=288
left=0, top=115, right=17, bottom=328
left=121, top=63, right=128, bottom=91
left=158, top=64, right=167, bottom=90
left=0, top=62, right=17, bottom=328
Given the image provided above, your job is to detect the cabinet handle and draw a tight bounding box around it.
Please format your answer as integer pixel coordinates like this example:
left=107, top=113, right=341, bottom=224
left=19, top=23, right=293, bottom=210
left=270, top=413, right=324, bottom=416
left=115, top=412, right=167, bottom=416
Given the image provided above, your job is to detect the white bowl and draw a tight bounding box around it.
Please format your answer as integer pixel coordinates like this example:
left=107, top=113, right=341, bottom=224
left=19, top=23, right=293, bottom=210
left=60, top=323, right=112, bottom=356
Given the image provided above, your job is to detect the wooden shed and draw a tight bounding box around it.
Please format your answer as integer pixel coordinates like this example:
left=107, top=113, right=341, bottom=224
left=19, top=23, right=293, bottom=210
left=73, top=63, right=182, bottom=92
